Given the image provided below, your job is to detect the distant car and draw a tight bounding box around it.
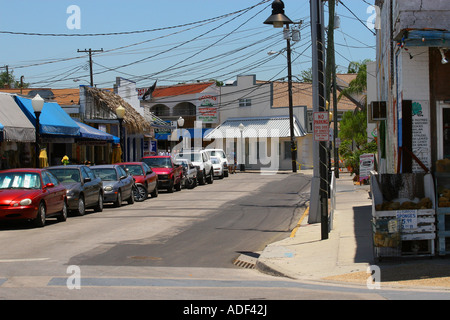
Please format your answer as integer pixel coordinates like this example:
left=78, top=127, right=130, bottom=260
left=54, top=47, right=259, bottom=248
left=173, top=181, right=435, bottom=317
left=0, top=168, right=67, bottom=227
left=90, top=164, right=134, bottom=207
left=174, top=150, right=213, bottom=185
left=141, top=156, right=183, bottom=192
left=174, top=158, right=197, bottom=189
left=117, top=162, right=158, bottom=201
left=205, top=149, right=229, bottom=177
left=210, top=156, right=224, bottom=179
left=47, top=165, right=104, bottom=215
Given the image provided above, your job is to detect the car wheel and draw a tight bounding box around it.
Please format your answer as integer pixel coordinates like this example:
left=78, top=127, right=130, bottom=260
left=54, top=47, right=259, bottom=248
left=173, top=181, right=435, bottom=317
left=198, top=171, right=206, bottom=185
left=134, top=185, right=148, bottom=202
left=77, top=195, right=85, bottom=216
left=150, top=185, right=158, bottom=198
left=34, top=202, right=46, bottom=227
left=186, top=177, right=196, bottom=189
left=127, top=187, right=135, bottom=204
left=114, top=190, right=122, bottom=207
left=57, top=201, right=68, bottom=222
left=94, top=192, right=103, bottom=212
left=207, top=169, right=214, bottom=184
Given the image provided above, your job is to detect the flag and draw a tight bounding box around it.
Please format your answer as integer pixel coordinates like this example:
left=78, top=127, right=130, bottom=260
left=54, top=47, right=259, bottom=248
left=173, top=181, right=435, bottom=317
left=142, top=80, right=157, bottom=101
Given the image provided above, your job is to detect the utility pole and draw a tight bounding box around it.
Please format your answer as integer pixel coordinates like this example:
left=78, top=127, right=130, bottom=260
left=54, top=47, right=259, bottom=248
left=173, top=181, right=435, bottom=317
left=326, top=0, right=339, bottom=178
left=308, top=0, right=328, bottom=240
left=286, top=28, right=297, bottom=173
left=77, top=48, right=103, bottom=86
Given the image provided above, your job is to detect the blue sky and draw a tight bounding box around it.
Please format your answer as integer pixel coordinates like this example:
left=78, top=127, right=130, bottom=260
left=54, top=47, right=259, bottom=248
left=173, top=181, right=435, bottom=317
left=0, top=0, right=376, bottom=89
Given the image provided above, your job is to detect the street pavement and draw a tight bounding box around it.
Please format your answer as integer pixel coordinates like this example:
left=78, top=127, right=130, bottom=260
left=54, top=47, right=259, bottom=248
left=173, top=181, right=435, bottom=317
left=256, top=170, right=450, bottom=292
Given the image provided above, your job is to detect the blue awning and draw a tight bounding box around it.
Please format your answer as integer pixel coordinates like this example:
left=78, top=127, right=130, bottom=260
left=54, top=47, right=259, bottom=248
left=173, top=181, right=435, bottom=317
left=156, top=128, right=210, bottom=141
left=75, top=120, right=120, bottom=143
left=14, top=96, right=80, bottom=137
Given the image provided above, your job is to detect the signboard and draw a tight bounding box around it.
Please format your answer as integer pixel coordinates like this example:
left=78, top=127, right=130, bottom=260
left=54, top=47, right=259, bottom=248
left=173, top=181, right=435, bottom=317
left=411, top=101, right=431, bottom=173
left=396, top=210, right=418, bottom=230
left=313, top=112, right=329, bottom=141
left=197, top=95, right=218, bottom=123
left=359, top=153, right=374, bottom=181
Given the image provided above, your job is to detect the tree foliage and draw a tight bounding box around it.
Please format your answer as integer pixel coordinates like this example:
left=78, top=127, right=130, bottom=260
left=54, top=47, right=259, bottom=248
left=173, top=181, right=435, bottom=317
left=0, top=71, right=29, bottom=89
left=338, top=109, right=376, bottom=175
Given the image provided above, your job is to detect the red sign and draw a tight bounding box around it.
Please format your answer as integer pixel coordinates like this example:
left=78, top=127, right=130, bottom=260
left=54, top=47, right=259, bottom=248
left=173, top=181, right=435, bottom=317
left=313, top=112, right=330, bottom=141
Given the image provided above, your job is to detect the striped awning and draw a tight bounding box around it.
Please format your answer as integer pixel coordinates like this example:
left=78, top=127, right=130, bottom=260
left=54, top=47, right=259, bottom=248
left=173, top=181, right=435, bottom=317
left=204, top=116, right=306, bottom=139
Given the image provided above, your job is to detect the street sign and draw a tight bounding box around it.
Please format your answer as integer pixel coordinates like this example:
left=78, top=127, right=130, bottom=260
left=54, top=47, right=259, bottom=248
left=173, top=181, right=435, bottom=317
left=359, top=153, right=374, bottom=181
left=313, top=112, right=329, bottom=141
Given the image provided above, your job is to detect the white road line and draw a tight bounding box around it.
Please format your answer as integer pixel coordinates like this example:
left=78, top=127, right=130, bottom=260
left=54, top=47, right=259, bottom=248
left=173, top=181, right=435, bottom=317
left=0, top=258, right=50, bottom=263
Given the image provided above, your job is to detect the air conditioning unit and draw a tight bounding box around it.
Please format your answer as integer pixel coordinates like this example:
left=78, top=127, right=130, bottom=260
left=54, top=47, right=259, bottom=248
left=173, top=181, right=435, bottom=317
left=369, top=101, right=387, bottom=122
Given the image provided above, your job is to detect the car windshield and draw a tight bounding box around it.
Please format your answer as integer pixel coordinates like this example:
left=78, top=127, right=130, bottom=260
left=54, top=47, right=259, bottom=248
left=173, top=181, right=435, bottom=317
left=123, top=165, right=143, bottom=176
left=91, top=168, right=117, bottom=181
left=142, top=157, right=172, bottom=168
left=211, top=157, right=220, bottom=164
left=0, top=172, right=41, bottom=189
left=47, top=168, right=80, bottom=183
left=208, top=150, right=225, bottom=159
left=176, top=153, right=202, bottom=162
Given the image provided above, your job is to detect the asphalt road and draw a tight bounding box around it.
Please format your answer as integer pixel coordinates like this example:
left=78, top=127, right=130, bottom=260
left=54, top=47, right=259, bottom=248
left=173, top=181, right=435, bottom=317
left=65, top=171, right=310, bottom=268
left=0, top=171, right=422, bottom=302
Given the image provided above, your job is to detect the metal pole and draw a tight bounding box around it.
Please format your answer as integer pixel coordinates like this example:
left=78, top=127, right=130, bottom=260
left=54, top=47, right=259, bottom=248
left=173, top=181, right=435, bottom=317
left=34, top=112, right=41, bottom=168
left=286, top=33, right=297, bottom=173
left=119, top=118, right=124, bottom=162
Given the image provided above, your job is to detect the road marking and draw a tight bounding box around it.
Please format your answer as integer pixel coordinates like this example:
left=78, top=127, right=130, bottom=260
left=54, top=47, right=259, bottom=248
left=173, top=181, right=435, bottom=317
left=290, top=206, right=309, bottom=238
left=0, top=258, right=50, bottom=263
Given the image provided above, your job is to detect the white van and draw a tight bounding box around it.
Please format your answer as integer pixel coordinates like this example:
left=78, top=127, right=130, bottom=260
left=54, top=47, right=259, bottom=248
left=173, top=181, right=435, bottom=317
left=205, top=149, right=229, bottom=177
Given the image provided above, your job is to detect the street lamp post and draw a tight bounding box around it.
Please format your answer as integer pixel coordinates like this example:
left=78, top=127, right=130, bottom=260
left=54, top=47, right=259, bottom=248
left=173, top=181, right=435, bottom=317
left=238, top=123, right=245, bottom=171
left=116, top=106, right=125, bottom=162
left=31, top=94, right=44, bottom=168
left=264, top=0, right=297, bottom=173
left=177, top=116, right=185, bottom=149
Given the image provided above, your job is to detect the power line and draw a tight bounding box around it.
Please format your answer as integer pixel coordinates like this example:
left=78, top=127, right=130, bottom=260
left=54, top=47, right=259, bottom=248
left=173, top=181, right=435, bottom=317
left=0, top=1, right=271, bottom=37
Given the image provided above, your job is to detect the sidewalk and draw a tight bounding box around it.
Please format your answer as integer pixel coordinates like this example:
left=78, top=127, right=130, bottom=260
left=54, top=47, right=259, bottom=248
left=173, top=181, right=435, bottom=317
left=256, top=173, right=450, bottom=290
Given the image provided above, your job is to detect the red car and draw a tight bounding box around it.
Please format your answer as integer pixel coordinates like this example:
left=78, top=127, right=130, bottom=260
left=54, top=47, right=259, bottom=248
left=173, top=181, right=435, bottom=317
left=117, top=162, right=158, bottom=201
left=0, top=168, right=67, bottom=227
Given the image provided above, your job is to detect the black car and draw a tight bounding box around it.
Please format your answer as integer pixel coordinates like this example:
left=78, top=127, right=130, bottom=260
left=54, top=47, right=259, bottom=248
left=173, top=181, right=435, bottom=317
left=90, top=164, right=134, bottom=207
left=47, top=165, right=104, bottom=216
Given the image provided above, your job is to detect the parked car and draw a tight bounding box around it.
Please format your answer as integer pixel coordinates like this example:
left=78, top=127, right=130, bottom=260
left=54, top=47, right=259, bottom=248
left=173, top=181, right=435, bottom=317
left=90, top=164, right=134, bottom=207
left=0, top=168, right=67, bottom=227
left=141, top=156, right=183, bottom=193
left=210, top=156, right=224, bottom=179
left=174, top=158, right=197, bottom=189
left=205, top=148, right=229, bottom=177
left=117, top=162, right=158, bottom=201
left=47, top=165, right=103, bottom=215
left=174, top=149, right=213, bottom=185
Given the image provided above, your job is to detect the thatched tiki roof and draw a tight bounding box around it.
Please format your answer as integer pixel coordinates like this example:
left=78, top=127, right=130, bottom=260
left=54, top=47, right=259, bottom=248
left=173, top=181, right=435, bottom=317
left=85, top=87, right=152, bottom=134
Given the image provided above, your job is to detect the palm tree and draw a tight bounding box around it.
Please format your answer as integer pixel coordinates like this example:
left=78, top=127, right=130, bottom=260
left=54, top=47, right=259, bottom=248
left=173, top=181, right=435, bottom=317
left=338, top=59, right=371, bottom=112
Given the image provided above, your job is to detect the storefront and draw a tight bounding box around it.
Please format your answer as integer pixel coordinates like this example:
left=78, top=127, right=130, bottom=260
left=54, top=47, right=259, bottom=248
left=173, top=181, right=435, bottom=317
left=73, top=120, right=120, bottom=165
left=14, top=95, right=80, bottom=167
left=0, top=94, right=36, bottom=169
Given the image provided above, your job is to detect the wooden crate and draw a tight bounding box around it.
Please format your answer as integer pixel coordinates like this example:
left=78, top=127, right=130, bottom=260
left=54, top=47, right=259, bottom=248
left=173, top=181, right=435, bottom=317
left=370, top=173, right=435, bottom=258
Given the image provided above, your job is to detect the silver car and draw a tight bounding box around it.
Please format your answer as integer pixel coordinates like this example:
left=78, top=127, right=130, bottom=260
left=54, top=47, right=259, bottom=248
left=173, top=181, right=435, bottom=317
left=90, top=164, right=134, bottom=207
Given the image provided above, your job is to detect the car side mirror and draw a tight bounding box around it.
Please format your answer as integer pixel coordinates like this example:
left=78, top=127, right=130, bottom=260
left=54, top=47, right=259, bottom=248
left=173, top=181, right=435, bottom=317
left=84, top=177, right=91, bottom=183
left=45, top=183, right=54, bottom=188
